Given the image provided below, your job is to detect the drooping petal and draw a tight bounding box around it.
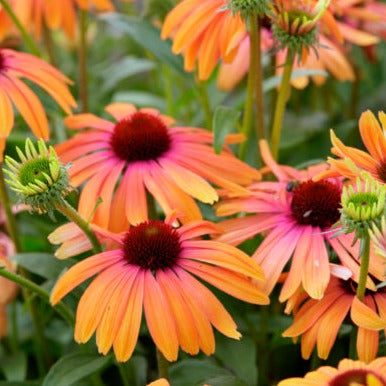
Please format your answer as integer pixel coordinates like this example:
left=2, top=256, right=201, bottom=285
left=50, top=251, right=122, bottom=304
left=143, top=271, right=179, bottom=361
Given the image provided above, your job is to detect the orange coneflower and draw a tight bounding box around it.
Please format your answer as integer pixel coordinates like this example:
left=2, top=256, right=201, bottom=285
left=14, top=0, right=114, bottom=40
left=316, top=110, right=386, bottom=184
left=51, top=217, right=269, bottom=362
left=161, top=0, right=247, bottom=81
left=55, top=103, right=260, bottom=231
left=278, top=357, right=386, bottom=385
left=216, top=140, right=384, bottom=301
left=0, top=48, right=76, bottom=160
left=282, top=276, right=386, bottom=362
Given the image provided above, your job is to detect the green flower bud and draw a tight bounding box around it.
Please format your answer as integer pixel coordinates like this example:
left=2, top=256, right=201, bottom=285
left=340, top=175, right=385, bottom=245
left=4, top=139, right=70, bottom=218
left=226, top=0, right=270, bottom=19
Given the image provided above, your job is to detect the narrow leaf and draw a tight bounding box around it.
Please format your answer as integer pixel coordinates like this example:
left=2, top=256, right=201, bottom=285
left=213, top=106, right=241, bottom=154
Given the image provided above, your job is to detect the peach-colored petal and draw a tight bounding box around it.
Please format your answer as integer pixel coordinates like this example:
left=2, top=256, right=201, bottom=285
left=143, top=271, right=179, bottom=361
left=316, top=294, right=352, bottom=359
left=75, top=263, right=127, bottom=343
left=359, top=110, right=386, bottom=162
left=105, top=102, right=136, bottom=121
left=50, top=251, right=122, bottom=304
left=0, top=87, right=14, bottom=138
left=1, top=75, right=49, bottom=139
left=113, top=269, right=144, bottom=362
left=357, top=327, right=379, bottom=363
left=175, top=267, right=239, bottom=341
left=351, top=296, right=386, bottom=330
left=64, top=114, right=114, bottom=131
left=156, top=269, right=199, bottom=355
left=96, top=266, right=140, bottom=354
left=160, top=158, right=218, bottom=204
left=181, top=259, right=269, bottom=305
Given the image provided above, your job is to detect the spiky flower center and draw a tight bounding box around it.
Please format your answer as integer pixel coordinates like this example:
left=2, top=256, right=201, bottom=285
left=110, top=112, right=171, bottom=163
left=122, top=220, right=182, bottom=271
left=18, top=158, right=51, bottom=186
left=329, top=369, right=384, bottom=386
left=290, top=180, right=341, bottom=229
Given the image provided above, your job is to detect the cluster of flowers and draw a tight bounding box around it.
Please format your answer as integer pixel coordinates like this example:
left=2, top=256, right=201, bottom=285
left=0, top=0, right=384, bottom=385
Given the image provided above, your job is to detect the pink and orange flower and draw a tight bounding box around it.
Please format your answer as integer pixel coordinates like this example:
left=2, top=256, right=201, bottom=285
left=216, top=140, right=384, bottom=301
left=161, top=0, right=247, bottom=81
left=282, top=276, right=386, bottom=362
left=14, top=0, right=114, bottom=40
left=278, top=357, right=386, bottom=385
left=0, top=48, right=76, bottom=160
left=56, top=103, right=260, bottom=231
left=316, top=110, right=386, bottom=184
left=50, top=217, right=269, bottom=362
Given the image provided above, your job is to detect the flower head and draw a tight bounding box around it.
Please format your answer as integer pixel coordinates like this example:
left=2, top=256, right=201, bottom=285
left=50, top=218, right=269, bottom=362
left=316, top=110, right=386, bottom=184
left=226, top=0, right=269, bottom=19
left=13, top=0, right=114, bottom=40
left=282, top=277, right=386, bottom=362
left=269, top=0, right=332, bottom=54
left=161, top=0, right=248, bottom=80
left=56, top=103, right=260, bottom=231
left=340, top=175, right=385, bottom=244
left=0, top=49, right=77, bottom=160
left=4, top=139, right=70, bottom=217
left=216, top=140, right=384, bottom=301
left=278, top=357, right=386, bottom=385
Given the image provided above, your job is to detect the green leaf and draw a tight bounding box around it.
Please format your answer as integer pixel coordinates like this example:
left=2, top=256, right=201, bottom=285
left=0, top=382, right=40, bottom=386
left=100, top=56, right=156, bottom=92
left=215, top=336, right=257, bottom=386
left=43, top=353, right=111, bottom=386
left=213, top=106, right=241, bottom=154
left=100, top=13, right=187, bottom=77
left=11, top=253, right=75, bottom=280
left=199, top=375, right=248, bottom=386
left=0, top=353, right=27, bottom=381
left=263, top=69, right=328, bottom=93
left=112, top=91, right=166, bottom=110
left=170, top=359, right=230, bottom=386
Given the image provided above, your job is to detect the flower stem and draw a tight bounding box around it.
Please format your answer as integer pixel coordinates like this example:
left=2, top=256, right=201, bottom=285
left=42, top=21, right=57, bottom=65
left=196, top=79, right=212, bottom=130
left=156, top=348, right=170, bottom=380
left=55, top=200, right=102, bottom=254
left=78, top=9, right=89, bottom=112
left=255, top=16, right=266, bottom=160
left=0, top=166, right=21, bottom=252
left=0, top=0, right=42, bottom=57
left=270, top=48, right=294, bottom=161
left=356, top=233, right=371, bottom=301
left=239, top=13, right=259, bottom=160
left=0, top=267, right=74, bottom=326
left=163, top=65, right=174, bottom=116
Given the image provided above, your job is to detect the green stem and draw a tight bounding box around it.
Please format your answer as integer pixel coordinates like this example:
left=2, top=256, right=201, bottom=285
left=117, top=363, right=130, bottom=386
left=55, top=200, right=102, bottom=254
left=78, top=9, right=89, bottom=112
left=0, top=0, right=41, bottom=56
left=0, top=167, right=21, bottom=252
left=0, top=167, right=51, bottom=373
left=156, top=348, right=170, bottom=380
left=254, top=16, right=265, bottom=161
left=239, top=13, right=258, bottom=160
left=162, top=65, right=174, bottom=116
left=356, top=233, right=371, bottom=301
left=270, top=48, right=294, bottom=161
left=196, top=80, right=212, bottom=130
left=0, top=267, right=74, bottom=326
